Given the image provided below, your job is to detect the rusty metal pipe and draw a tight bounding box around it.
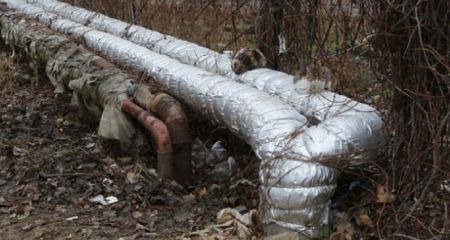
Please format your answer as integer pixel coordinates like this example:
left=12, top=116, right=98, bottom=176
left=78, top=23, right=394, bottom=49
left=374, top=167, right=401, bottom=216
left=150, top=93, right=192, bottom=185
left=121, top=99, right=173, bottom=179
left=134, top=85, right=192, bottom=184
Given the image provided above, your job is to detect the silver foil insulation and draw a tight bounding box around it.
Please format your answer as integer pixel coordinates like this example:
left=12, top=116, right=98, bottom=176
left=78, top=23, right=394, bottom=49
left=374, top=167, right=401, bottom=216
left=24, top=0, right=384, bottom=167
left=3, top=0, right=384, bottom=238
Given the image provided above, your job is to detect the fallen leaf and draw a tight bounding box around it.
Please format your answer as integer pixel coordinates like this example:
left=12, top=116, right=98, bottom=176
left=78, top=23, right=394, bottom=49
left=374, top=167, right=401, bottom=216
left=132, top=211, right=143, bottom=219
left=13, top=146, right=28, bottom=156
left=17, top=211, right=30, bottom=220
left=198, top=187, right=208, bottom=198
left=376, top=185, right=395, bottom=203
left=85, top=143, right=95, bottom=149
left=33, top=229, right=44, bottom=238
left=21, top=224, right=33, bottom=232
left=356, top=212, right=374, bottom=229
left=126, top=171, right=137, bottom=184
left=331, top=211, right=354, bottom=240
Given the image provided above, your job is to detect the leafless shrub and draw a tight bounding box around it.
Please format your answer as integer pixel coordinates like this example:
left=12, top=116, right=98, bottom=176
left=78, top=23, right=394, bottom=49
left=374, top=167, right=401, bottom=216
left=370, top=0, right=449, bottom=236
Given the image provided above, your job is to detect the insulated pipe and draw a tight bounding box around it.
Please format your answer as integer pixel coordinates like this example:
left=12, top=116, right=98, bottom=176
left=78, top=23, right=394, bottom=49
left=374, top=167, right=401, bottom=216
left=24, top=0, right=384, bottom=165
left=0, top=4, right=344, bottom=238
left=121, top=99, right=173, bottom=179
left=134, top=85, right=192, bottom=185
left=25, top=0, right=236, bottom=77
left=0, top=7, right=176, bottom=181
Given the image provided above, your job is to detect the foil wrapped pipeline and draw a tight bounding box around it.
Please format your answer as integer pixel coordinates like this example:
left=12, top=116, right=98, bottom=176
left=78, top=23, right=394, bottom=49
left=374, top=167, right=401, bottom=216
left=25, top=0, right=384, bottom=167
left=26, top=0, right=235, bottom=78
left=3, top=1, right=383, bottom=238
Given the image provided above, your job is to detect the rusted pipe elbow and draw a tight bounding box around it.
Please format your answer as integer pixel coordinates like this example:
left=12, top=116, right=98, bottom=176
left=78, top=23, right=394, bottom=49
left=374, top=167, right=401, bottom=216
left=150, top=93, right=192, bottom=184
left=134, top=85, right=192, bottom=184
left=121, top=99, right=173, bottom=179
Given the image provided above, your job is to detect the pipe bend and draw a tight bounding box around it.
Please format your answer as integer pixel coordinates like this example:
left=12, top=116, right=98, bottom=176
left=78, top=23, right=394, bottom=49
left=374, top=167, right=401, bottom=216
left=134, top=85, right=192, bottom=185
left=150, top=92, right=192, bottom=184
left=121, top=99, right=173, bottom=179
left=149, top=93, right=191, bottom=143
